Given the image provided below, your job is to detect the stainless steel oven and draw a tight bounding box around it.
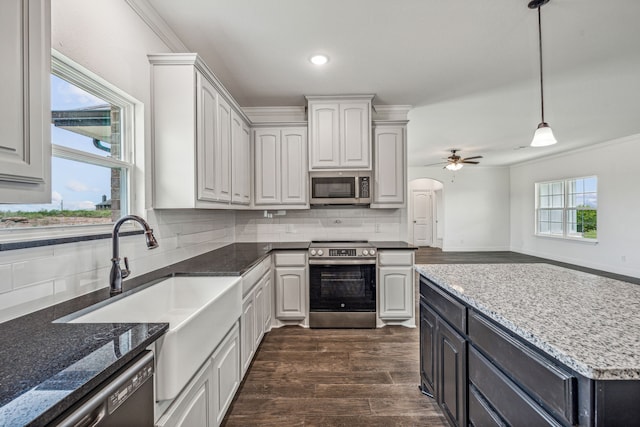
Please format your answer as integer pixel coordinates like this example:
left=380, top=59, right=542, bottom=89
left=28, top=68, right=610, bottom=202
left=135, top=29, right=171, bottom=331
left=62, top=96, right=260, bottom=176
left=309, top=171, right=371, bottom=206
left=308, top=241, right=377, bottom=328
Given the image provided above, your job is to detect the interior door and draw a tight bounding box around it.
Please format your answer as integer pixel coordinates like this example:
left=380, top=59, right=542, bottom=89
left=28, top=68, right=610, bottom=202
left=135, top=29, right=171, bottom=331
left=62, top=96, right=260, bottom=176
left=412, top=189, right=433, bottom=246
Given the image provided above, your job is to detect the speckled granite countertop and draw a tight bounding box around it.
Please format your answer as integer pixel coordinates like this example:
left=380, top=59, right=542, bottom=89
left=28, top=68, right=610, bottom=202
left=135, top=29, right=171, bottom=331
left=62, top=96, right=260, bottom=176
left=416, top=263, right=640, bottom=380
left=0, top=241, right=308, bottom=426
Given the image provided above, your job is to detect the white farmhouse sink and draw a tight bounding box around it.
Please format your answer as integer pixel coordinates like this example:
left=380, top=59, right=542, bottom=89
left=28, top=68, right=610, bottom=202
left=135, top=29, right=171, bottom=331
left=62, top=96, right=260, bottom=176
left=69, top=275, right=242, bottom=401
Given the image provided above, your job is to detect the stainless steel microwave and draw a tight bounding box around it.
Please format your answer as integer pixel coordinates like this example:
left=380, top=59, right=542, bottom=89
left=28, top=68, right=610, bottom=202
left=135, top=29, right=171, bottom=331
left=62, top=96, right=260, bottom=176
left=309, top=171, right=371, bottom=205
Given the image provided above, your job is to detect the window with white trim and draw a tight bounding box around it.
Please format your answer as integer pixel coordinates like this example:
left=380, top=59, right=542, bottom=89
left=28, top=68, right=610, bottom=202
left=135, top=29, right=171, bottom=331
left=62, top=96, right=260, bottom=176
left=0, top=54, right=135, bottom=230
left=535, top=176, right=598, bottom=240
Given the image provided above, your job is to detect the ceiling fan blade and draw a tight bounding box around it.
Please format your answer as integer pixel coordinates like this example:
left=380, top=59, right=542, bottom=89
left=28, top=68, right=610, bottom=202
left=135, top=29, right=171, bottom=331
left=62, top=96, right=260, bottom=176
left=461, top=160, right=480, bottom=164
left=462, top=155, right=483, bottom=161
left=424, top=161, right=448, bottom=167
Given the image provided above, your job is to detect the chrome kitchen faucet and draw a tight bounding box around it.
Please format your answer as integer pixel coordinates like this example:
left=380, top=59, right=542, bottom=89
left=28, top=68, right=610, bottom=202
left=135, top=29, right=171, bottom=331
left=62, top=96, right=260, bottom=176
left=109, top=215, right=159, bottom=296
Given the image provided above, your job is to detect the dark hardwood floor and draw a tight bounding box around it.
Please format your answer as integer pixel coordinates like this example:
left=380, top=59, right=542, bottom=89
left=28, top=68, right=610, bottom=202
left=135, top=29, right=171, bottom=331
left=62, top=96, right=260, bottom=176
left=222, top=325, right=448, bottom=426
left=222, top=247, right=638, bottom=426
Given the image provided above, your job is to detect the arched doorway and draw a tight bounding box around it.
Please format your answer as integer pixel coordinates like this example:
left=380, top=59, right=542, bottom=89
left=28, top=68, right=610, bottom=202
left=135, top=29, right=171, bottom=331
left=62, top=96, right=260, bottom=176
left=408, top=178, right=444, bottom=248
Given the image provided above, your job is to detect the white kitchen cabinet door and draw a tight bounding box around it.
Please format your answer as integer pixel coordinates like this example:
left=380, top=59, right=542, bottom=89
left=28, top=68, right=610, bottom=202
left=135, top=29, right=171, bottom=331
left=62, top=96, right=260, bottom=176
left=254, top=129, right=281, bottom=204
left=231, top=111, right=250, bottom=205
left=280, top=128, right=307, bottom=204
left=254, top=282, right=265, bottom=349
left=372, top=124, right=406, bottom=207
left=275, top=266, right=307, bottom=320
left=379, top=266, right=414, bottom=320
left=196, top=73, right=219, bottom=202
left=240, top=122, right=251, bottom=203
left=240, top=293, right=255, bottom=376
left=340, top=102, right=370, bottom=168
left=216, top=96, right=232, bottom=202
left=0, top=0, right=51, bottom=203
left=262, top=274, right=273, bottom=332
left=156, top=359, right=213, bottom=427
left=309, top=103, right=340, bottom=169
left=254, top=127, right=308, bottom=207
left=211, top=323, right=240, bottom=426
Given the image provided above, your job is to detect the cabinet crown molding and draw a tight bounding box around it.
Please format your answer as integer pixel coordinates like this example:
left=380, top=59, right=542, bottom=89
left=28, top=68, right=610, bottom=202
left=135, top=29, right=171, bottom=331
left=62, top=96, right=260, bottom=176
left=243, top=106, right=307, bottom=124
left=372, top=105, right=412, bottom=121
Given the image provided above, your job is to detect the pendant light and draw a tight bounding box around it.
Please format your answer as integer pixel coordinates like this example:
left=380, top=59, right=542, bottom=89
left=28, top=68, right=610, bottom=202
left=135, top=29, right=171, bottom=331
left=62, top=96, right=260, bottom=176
left=529, top=0, right=557, bottom=147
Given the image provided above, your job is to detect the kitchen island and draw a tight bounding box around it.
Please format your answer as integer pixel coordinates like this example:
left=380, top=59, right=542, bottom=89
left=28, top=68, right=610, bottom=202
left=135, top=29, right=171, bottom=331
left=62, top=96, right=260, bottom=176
left=416, top=263, right=640, bottom=426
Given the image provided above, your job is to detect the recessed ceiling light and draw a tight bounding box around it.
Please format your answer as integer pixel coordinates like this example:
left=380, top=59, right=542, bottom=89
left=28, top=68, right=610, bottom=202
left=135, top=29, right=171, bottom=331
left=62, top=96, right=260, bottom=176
left=310, top=54, right=329, bottom=65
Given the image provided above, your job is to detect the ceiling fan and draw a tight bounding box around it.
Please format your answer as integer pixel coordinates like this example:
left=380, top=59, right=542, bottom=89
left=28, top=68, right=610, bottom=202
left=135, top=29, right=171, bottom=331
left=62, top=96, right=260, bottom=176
left=426, top=149, right=483, bottom=171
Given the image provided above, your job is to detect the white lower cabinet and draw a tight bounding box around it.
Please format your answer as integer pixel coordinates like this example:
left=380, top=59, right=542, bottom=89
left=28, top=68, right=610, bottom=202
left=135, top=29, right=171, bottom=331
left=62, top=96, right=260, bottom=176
left=262, top=274, right=273, bottom=332
left=211, top=323, right=240, bottom=426
left=240, top=258, right=273, bottom=377
left=240, top=294, right=256, bottom=375
left=274, top=252, right=308, bottom=321
left=157, top=323, right=239, bottom=427
left=378, top=250, right=415, bottom=323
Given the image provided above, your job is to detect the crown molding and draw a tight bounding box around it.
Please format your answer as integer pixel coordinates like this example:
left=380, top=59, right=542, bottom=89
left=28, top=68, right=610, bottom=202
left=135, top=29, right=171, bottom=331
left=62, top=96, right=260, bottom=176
left=372, top=105, right=412, bottom=121
left=125, top=0, right=188, bottom=52
left=242, top=106, right=307, bottom=124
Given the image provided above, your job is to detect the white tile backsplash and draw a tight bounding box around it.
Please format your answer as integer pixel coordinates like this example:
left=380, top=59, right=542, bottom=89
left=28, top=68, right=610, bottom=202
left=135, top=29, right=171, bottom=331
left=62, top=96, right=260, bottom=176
left=0, top=264, right=12, bottom=294
left=235, top=208, right=406, bottom=242
left=0, top=209, right=235, bottom=322
left=0, top=207, right=406, bottom=322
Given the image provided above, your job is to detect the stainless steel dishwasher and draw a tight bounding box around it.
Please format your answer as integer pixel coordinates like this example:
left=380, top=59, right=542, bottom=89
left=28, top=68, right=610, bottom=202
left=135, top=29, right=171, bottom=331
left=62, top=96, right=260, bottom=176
left=53, top=351, right=154, bottom=427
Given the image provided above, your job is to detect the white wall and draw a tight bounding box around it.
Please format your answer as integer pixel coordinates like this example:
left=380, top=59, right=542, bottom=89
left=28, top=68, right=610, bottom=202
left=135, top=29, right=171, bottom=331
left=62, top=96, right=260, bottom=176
left=408, top=166, right=511, bottom=251
left=235, top=208, right=406, bottom=242
left=510, top=134, right=640, bottom=278
left=0, top=0, right=236, bottom=322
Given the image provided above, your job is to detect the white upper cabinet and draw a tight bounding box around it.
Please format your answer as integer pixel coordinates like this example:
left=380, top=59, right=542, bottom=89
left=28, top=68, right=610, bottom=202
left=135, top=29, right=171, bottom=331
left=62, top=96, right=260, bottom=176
left=216, top=96, right=232, bottom=203
left=254, top=127, right=308, bottom=208
left=231, top=111, right=250, bottom=205
left=308, top=103, right=340, bottom=169
left=371, top=122, right=407, bottom=208
left=149, top=53, right=250, bottom=209
left=0, top=0, right=51, bottom=203
left=307, top=95, right=373, bottom=170
left=340, top=103, right=370, bottom=168
left=280, top=128, right=307, bottom=204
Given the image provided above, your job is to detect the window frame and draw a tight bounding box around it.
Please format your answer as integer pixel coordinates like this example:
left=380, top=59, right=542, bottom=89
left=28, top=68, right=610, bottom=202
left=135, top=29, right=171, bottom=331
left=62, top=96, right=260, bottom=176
left=534, top=175, right=598, bottom=242
left=0, top=50, right=140, bottom=245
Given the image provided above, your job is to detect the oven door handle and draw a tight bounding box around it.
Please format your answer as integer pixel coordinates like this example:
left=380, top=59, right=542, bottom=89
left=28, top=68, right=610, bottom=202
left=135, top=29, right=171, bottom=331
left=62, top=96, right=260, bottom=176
left=308, top=259, right=377, bottom=265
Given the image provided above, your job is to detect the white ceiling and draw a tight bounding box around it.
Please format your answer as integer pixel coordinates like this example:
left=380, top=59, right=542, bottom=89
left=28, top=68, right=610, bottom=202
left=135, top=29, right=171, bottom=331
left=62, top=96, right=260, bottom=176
left=147, top=0, right=640, bottom=167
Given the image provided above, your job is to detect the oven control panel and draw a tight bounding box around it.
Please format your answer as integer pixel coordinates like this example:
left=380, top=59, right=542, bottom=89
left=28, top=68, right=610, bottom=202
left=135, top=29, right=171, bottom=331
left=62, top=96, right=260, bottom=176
left=309, top=247, right=376, bottom=258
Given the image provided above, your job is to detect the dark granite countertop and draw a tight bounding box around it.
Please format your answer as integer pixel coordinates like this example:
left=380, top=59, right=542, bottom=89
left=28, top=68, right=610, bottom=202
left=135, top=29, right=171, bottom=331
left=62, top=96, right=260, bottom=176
left=0, top=241, right=309, bottom=426
left=369, top=241, right=417, bottom=250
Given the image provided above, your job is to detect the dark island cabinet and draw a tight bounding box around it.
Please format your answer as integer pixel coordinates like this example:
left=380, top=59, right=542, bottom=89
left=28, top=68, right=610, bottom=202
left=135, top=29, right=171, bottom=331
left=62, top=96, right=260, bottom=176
left=419, top=274, right=640, bottom=427
left=419, top=279, right=467, bottom=427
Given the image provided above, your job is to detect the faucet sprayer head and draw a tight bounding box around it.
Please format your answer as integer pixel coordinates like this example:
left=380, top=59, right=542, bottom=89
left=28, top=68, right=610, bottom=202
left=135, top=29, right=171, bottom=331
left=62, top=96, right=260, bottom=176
left=145, top=229, right=159, bottom=249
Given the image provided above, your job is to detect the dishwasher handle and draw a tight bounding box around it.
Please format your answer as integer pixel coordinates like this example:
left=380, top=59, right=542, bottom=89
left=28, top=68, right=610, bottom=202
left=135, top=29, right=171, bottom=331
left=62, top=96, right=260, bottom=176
left=55, top=351, right=154, bottom=427
left=62, top=404, right=106, bottom=427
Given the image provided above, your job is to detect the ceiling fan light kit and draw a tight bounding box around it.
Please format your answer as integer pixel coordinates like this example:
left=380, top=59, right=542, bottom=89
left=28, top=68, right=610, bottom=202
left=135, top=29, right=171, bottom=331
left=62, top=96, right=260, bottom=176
left=529, top=0, right=557, bottom=147
left=445, top=162, right=464, bottom=171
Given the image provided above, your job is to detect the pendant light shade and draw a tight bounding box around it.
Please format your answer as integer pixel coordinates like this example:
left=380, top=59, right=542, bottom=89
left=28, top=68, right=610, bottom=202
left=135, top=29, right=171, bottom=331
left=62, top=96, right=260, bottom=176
left=445, top=163, right=463, bottom=171
left=531, top=122, right=557, bottom=147
left=529, top=0, right=557, bottom=147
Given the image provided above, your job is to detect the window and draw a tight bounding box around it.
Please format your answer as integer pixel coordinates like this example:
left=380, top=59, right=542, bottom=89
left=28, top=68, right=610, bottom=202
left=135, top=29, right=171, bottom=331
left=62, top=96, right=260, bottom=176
left=0, top=53, right=135, bottom=230
left=535, top=176, right=598, bottom=240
